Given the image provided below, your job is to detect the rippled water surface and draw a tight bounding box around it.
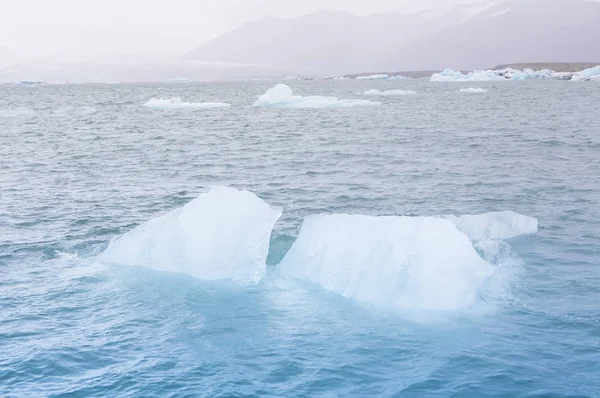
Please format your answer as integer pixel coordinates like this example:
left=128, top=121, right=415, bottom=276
left=1, top=80, right=600, bottom=397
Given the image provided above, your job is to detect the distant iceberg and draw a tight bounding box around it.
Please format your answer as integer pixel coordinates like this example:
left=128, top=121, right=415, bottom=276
left=388, top=75, right=407, bottom=80
left=459, top=87, right=487, bottom=93
left=143, top=97, right=231, bottom=109
left=356, top=74, right=389, bottom=80
left=364, top=89, right=417, bottom=96
left=284, top=76, right=303, bottom=80
left=166, top=77, right=192, bottom=83
left=432, top=67, right=584, bottom=82
left=431, top=69, right=504, bottom=82
left=253, top=83, right=380, bottom=108
left=571, top=65, right=600, bottom=81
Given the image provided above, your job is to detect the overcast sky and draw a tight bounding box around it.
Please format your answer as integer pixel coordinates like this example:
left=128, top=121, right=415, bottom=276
left=0, top=0, right=480, bottom=56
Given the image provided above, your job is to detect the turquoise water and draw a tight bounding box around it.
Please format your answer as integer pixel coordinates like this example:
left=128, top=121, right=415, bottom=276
left=1, top=80, right=600, bottom=397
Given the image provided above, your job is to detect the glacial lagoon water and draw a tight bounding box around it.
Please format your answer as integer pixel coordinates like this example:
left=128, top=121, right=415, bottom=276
left=1, top=79, right=600, bottom=397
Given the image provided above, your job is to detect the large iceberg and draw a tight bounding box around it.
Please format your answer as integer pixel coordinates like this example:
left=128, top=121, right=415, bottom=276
left=364, top=89, right=417, bottom=96
left=98, top=187, right=282, bottom=284
left=252, top=84, right=379, bottom=108
left=143, top=97, right=231, bottom=109
left=571, top=65, right=600, bottom=81
left=278, top=214, right=495, bottom=312
left=443, top=211, right=538, bottom=241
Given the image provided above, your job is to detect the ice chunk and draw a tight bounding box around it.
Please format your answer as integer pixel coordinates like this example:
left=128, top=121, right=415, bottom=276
left=284, top=76, right=303, bottom=80
left=356, top=74, right=389, bottom=80
left=431, top=69, right=504, bottom=82
left=278, top=214, right=494, bottom=312
left=571, top=65, right=600, bottom=81
left=443, top=211, right=538, bottom=241
left=364, top=89, right=416, bottom=96
left=388, top=75, right=407, bottom=80
left=98, top=187, right=282, bottom=284
left=143, top=97, right=231, bottom=109
left=459, top=87, right=487, bottom=93
left=252, top=83, right=379, bottom=108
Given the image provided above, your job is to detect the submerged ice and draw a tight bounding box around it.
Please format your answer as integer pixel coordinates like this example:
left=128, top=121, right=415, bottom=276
left=253, top=84, right=379, bottom=108
left=143, top=97, right=231, bottom=109
left=98, top=187, right=281, bottom=284
left=459, top=87, right=487, bottom=93
left=278, top=214, right=495, bottom=312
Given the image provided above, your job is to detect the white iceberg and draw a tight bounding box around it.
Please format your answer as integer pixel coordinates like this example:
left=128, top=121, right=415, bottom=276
left=98, top=186, right=282, bottom=284
left=364, top=89, right=417, bottom=96
left=443, top=211, right=538, bottom=241
left=278, top=214, right=494, bottom=312
left=571, top=65, right=600, bottom=81
left=432, top=68, right=557, bottom=82
left=388, top=75, right=407, bottom=80
left=284, top=76, right=303, bottom=80
left=431, top=69, right=504, bottom=82
left=356, top=74, right=389, bottom=80
left=252, top=83, right=379, bottom=108
left=459, top=87, right=487, bottom=93
left=143, top=97, right=231, bottom=109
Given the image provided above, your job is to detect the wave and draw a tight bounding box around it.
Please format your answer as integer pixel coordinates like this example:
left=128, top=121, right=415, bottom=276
left=253, top=84, right=379, bottom=108
left=364, top=89, right=417, bottom=96
left=143, top=97, right=232, bottom=109
left=53, top=106, right=97, bottom=116
left=97, top=187, right=282, bottom=284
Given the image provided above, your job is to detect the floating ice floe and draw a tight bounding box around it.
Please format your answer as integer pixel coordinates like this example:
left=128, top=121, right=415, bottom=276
left=356, top=74, right=389, bottom=80
left=459, top=87, right=487, bottom=93
left=98, top=186, right=282, bottom=284
left=364, top=89, right=417, bottom=96
left=443, top=211, right=538, bottom=241
left=284, top=76, right=303, bottom=80
left=143, top=97, right=231, bottom=109
left=278, top=214, right=495, bottom=312
left=571, top=65, right=600, bottom=81
left=253, top=83, right=380, bottom=108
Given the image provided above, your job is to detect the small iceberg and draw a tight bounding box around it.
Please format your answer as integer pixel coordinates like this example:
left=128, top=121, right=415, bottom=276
left=143, top=97, right=231, bottom=109
left=364, top=89, right=416, bottom=96
left=571, top=65, right=600, bottom=81
left=356, top=74, right=389, bottom=80
left=253, top=84, right=379, bottom=108
left=284, top=76, right=303, bottom=80
left=459, top=87, right=487, bottom=93
left=98, top=187, right=282, bottom=284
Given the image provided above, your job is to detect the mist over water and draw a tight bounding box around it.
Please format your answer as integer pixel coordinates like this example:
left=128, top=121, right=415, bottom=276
left=1, top=79, right=600, bottom=396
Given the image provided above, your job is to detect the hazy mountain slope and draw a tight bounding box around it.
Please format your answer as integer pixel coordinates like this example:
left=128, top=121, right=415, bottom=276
left=383, top=0, right=600, bottom=71
left=185, top=4, right=497, bottom=74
